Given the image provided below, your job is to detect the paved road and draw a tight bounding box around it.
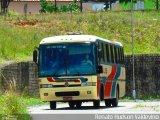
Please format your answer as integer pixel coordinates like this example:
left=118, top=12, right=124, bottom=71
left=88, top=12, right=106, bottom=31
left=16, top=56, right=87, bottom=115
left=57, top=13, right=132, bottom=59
left=28, top=101, right=160, bottom=120
left=29, top=101, right=160, bottom=114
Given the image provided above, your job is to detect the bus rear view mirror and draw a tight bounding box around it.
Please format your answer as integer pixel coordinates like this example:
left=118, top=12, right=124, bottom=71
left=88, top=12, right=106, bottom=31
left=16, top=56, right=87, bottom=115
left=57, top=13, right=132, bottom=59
left=33, top=48, right=39, bottom=64
left=97, top=65, right=103, bottom=74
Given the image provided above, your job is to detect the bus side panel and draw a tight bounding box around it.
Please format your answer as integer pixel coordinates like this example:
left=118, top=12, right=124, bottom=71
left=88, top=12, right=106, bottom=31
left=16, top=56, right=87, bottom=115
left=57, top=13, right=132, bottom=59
left=100, top=65, right=126, bottom=99
left=118, top=67, right=126, bottom=98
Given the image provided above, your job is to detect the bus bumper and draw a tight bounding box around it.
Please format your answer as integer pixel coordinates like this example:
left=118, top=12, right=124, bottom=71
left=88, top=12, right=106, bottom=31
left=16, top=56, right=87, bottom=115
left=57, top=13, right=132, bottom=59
left=40, top=86, right=98, bottom=102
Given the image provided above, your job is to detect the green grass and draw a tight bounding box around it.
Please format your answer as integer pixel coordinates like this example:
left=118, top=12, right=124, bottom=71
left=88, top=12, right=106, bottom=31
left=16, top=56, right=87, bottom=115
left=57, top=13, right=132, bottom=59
left=120, top=94, right=160, bottom=102
left=22, top=96, right=47, bottom=106
left=119, top=1, right=155, bottom=10
left=137, top=94, right=160, bottom=100
left=0, top=11, right=160, bottom=63
left=0, top=94, right=46, bottom=120
left=0, top=79, right=44, bottom=120
left=0, top=92, right=32, bottom=120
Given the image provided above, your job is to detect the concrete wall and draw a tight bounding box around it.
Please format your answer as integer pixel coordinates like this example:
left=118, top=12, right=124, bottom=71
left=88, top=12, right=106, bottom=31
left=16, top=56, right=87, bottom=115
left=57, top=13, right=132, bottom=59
left=0, top=54, right=160, bottom=97
left=0, top=62, right=39, bottom=96
left=125, top=54, right=160, bottom=97
left=0, top=62, right=29, bottom=94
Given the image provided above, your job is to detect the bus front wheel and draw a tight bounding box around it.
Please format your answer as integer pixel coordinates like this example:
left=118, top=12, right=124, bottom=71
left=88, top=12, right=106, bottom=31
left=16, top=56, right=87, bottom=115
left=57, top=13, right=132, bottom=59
left=76, top=101, right=82, bottom=108
left=93, top=100, right=100, bottom=108
left=50, top=101, right=56, bottom=110
left=105, top=99, right=111, bottom=107
left=68, top=102, right=75, bottom=108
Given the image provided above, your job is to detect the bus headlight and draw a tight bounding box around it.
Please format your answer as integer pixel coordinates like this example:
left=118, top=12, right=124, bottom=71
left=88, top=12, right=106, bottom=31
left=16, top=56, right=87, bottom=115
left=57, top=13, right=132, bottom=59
left=40, top=84, right=53, bottom=88
left=86, top=82, right=96, bottom=86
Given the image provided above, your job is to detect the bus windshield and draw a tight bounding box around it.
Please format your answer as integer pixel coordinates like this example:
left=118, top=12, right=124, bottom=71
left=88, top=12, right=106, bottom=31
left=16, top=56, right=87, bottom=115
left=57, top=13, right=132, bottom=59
left=39, top=43, right=96, bottom=77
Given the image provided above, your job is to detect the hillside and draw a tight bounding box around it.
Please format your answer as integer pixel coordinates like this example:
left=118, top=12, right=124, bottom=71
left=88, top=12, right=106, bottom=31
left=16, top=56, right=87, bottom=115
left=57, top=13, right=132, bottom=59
left=0, top=11, right=160, bottom=63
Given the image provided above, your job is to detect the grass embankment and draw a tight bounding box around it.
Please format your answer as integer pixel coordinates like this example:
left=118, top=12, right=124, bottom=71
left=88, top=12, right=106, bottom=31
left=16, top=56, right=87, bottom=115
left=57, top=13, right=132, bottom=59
left=0, top=79, right=44, bottom=119
left=0, top=93, right=31, bottom=120
left=0, top=11, right=160, bottom=63
left=0, top=94, right=46, bottom=120
left=120, top=95, right=160, bottom=102
left=0, top=91, right=44, bottom=119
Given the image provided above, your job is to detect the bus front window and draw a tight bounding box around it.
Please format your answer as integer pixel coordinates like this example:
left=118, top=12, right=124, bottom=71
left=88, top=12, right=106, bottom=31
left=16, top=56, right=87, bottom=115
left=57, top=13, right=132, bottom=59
left=39, top=43, right=96, bottom=77
left=68, top=43, right=96, bottom=75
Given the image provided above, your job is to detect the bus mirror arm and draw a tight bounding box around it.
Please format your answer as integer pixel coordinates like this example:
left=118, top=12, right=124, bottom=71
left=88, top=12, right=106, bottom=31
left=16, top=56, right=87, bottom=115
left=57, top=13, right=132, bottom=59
left=96, top=65, right=103, bottom=74
left=33, top=48, right=39, bottom=64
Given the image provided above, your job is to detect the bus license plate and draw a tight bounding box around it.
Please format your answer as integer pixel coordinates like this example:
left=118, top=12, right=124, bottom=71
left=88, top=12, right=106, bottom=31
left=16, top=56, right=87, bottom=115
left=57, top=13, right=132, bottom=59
left=63, top=96, right=72, bottom=100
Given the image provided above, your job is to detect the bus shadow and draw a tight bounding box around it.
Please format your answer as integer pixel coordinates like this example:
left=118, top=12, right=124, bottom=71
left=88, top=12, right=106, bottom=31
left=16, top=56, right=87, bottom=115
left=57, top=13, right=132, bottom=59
left=44, top=105, right=125, bottom=110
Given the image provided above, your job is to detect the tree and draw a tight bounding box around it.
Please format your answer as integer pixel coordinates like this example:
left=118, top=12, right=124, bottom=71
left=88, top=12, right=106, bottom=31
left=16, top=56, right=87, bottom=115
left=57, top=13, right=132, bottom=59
left=156, top=0, right=159, bottom=10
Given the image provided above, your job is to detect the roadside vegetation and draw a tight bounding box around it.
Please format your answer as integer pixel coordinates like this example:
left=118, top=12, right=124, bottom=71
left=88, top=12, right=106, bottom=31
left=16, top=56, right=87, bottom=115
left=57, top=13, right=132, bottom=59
left=0, top=11, right=160, bottom=63
left=0, top=92, right=32, bottom=120
left=0, top=80, right=44, bottom=120
left=120, top=94, right=160, bottom=102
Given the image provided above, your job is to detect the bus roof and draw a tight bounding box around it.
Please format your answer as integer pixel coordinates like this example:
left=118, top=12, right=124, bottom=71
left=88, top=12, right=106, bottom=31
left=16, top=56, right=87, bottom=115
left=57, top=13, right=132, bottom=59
left=40, top=35, right=123, bottom=47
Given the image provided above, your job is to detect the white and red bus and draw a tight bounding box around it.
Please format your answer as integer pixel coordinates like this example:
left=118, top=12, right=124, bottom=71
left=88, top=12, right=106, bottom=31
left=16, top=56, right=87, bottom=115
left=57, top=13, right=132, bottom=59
left=33, top=34, right=126, bottom=109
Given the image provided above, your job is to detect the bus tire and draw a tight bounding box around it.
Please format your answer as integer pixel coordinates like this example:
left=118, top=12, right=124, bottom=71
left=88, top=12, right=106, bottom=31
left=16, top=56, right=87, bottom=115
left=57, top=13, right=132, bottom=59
left=93, top=100, right=100, bottom=108
left=50, top=101, right=56, bottom=110
left=100, top=85, right=104, bottom=101
left=112, top=88, right=119, bottom=107
left=76, top=101, right=82, bottom=108
left=105, top=99, right=111, bottom=107
left=68, top=102, right=75, bottom=108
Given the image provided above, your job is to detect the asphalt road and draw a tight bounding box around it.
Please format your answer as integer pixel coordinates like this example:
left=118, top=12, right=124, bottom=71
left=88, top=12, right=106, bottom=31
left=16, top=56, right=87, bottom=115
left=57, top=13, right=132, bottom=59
left=28, top=101, right=160, bottom=114
left=28, top=101, right=160, bottom=120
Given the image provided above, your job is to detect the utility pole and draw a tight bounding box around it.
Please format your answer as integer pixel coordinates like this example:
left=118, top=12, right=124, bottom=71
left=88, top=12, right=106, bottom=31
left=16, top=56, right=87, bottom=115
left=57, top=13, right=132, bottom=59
left=55, top=0, right=57, bottom=12
left=156, top=0, right=159, bottom=10
left=80, top=0, right=82, bottom=12
left=0, top=0, right=1, bottom=13
left=131, top=0, right=136, bottom=100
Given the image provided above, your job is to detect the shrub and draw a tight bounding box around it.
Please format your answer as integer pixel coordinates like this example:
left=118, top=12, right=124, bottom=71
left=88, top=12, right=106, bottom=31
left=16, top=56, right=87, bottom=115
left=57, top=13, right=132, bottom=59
left=40, top=0, right=80, bottom=13
left=68, top=1, right=80, bottom=13
left=0, top=92, right=32, bottom=120
left=0, top=80, right=32, bottom=120
left=40, top=0, right=48, bottom=13
left=59, top=4, right=69, bottom=12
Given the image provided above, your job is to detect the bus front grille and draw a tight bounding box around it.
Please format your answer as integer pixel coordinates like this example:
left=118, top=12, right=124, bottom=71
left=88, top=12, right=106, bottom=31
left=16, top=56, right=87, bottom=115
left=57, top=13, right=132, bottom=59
left=53, top=84, right=81, bottom=87
left=55, top=91, right=80, bottom=96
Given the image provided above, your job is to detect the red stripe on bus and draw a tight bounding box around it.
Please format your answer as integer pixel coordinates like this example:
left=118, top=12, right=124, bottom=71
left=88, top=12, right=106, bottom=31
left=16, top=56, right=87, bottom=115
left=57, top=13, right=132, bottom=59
left=47, top=78, right=80, bottom=83
left=74, top=80, right=81, bottom=82
left=97, top=76, right=101, bottom=98
left=47, top=77, right=55, bottom=82
left=108, top=66, right=117, bottom=79
left=104, top=81, right=113, bottom=98
left=56, top=80, right=80, bottom=82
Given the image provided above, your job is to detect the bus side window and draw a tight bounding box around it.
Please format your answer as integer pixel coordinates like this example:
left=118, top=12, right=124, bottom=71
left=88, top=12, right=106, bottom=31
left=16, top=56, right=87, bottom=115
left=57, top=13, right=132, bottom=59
left=99, top=43, right=105, bottom=64
left=116, top=47, right=120, bottom=64
left=117, top=47, right=119, bottom=64
left=114, top=46, right=117, bottom=63
left=106, top=44, right=110, bottom=63
left=118, top=47, right=121, bottom=64
left=97, top=42, right=100, bottom=64
left=98, top=42, right=104, bottom=64
left=103, top=43, right=107, bottom=63
left=122, top=48, right=124, bottom=63
left=120, top=47, right=123, bottom=64
left=110, top=45, right=114, bottom=63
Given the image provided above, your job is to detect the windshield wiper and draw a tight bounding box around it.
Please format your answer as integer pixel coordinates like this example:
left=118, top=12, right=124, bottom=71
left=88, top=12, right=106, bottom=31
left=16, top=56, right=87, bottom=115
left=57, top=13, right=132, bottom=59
left=73, top=68, right=81, bottom=76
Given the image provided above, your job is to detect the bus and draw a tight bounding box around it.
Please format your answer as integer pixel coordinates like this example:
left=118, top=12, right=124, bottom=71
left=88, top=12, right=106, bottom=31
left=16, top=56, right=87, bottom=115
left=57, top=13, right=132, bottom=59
left=33, top=34, right=126, bottom=109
